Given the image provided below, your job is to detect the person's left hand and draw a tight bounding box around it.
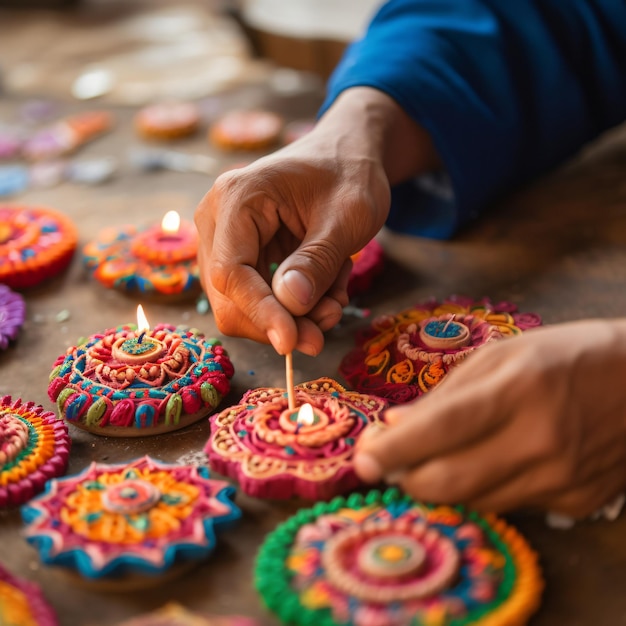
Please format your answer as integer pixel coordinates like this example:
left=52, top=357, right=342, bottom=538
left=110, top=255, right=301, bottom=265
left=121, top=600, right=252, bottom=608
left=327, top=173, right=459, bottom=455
left=354, top=319, right=626, bottom=517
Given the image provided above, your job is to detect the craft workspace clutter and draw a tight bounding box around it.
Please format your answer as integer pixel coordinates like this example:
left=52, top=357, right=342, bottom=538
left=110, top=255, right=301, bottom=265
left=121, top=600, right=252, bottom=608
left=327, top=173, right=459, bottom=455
left=2, top=1, right=626, bottom=625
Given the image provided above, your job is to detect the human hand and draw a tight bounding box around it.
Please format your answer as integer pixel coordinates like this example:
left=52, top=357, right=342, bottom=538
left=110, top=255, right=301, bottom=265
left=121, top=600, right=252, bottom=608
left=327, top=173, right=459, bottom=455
left=195, top=88, right=439, bottom=355
left=354, top=319, right=626, bottom=517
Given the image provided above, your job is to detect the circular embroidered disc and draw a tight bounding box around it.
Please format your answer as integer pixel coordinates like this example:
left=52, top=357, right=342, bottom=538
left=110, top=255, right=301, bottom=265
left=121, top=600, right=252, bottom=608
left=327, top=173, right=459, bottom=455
left=205, top=377, right=387, bottom=500
left=0, top=205, right=78, bottom=289
left=134, top=102, right=201, bottom=141
left=339, top=295, right=542, bottom=404
left=209, top=110, right=283, bottom=151
left=0, top=563, right=58, bottom=626
left=48, top=324, right=234, bottom=437
left=21, top=456, right=241, bottom=587
left=256, top=488, right=543, bottom=626
left=0, top=395, right=71, bottom=508
left=83, top=222, right=200, bottom=301
left=0, top=284, right=26, bottom=350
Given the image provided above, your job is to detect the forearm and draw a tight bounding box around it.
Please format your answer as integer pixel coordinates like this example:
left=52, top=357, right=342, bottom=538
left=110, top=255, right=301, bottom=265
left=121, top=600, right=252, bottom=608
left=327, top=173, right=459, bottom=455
left=316, top=86, right=441, bottom=186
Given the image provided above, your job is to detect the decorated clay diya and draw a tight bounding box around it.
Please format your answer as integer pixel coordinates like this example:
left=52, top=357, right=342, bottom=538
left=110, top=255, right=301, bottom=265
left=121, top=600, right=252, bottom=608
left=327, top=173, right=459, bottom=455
left=21, top=456, right=241, bottom=588
left=118, top=603, right=259, bottom=626
left=134, top=102, right=201, bottom=141
left=0, top=563, right=58, bottom=626
left=0, top=395, right=71, bottom=508
left=340, top=295, right=542, bottom=404
left=348, top=238, right=385, bottom=298
left=209, top=110, right=284, bottom=151
left=48, top=310, right=234, bottom=436
left=0, top=284, right=26, bottom=350
left=0, top=204, right=78, bottom=289
left=205, top=377, right=387, bottom=500
left=83, top=210, right=200, bottom=301
left=21, top=110, right=113, bottom=161
left=256, top=488, right=543, bottom=626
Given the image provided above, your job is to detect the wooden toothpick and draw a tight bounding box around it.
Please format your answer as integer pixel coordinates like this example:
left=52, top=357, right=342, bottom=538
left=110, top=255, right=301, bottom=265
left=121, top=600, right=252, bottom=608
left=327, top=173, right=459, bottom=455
left=286, top=352, right=296, bottom=411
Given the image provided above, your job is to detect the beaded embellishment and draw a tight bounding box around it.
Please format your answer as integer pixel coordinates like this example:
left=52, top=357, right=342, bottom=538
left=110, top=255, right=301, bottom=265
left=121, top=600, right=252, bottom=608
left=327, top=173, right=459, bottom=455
left=83, top=222, right=200, bottom=300
left=205, top=378, right=387, bottom=500
left=0, top=395, right=70, bottom=508
left=340, top=296, right=542, bottom=404
left=0, top=284, right=26, bottom=350
left=256, top=488, right=543, bottom=626
left=0, top=205, right=78, bottom=289
left=0, top=563, right=58, bottom=626
left=21, top=456, right=241, bottom=582
left=48, top=324, right=234, bottom=436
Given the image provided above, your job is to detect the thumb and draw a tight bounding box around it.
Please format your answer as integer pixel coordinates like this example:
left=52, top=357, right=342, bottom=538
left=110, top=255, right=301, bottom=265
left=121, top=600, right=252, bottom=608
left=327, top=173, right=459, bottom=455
left=272, top=238, right=352, bottom=316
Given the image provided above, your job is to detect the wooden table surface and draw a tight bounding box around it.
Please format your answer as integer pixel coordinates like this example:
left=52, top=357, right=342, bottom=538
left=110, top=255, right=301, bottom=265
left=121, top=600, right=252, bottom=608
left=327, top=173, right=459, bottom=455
left=2, top=9, right=626, bottom=625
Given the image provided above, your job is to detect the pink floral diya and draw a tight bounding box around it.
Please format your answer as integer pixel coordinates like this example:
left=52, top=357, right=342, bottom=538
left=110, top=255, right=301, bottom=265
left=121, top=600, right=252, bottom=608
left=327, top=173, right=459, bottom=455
left=48, top=306, right=233, bottom=437
left=0, top=204, right=78, bottom=289
left=205, top=377, right=387, bottom=501
left=0, top=284, right=26, bottom=350
left=348, top=238, right=385, bottom=298
left=21, top=456, right=241, bottom=588
left=0, top=563, right=58, bottom=626
left=0, top=395, right=70, bottom=508
left=83, top=210, right=200, bottom=301
left=339, top=295, right=542, bottom=404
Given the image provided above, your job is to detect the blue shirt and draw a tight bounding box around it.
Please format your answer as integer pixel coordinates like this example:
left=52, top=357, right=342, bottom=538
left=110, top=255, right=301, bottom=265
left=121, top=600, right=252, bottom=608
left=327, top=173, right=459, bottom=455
left=320, top=0, right=626, bottom=238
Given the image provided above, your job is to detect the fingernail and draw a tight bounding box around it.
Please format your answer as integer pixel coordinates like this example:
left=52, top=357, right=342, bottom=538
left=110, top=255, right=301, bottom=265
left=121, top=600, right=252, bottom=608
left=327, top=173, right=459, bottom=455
left=353, top=452, right=383, bottom=483
left=295, top=342, right=319, bottom=357
left=267, top=329, right=283, bottom=355
left=281, top=270, right=313, bottom=306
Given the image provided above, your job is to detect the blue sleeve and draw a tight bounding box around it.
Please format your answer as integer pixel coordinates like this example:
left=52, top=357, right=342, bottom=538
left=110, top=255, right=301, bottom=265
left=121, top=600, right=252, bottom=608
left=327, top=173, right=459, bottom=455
left=320, top=0, right=626, bottom=238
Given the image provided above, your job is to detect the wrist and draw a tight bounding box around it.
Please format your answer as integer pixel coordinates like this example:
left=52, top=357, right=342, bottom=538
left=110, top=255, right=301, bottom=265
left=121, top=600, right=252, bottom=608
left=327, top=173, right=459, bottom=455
left=318, top=87, right=441, bottom=184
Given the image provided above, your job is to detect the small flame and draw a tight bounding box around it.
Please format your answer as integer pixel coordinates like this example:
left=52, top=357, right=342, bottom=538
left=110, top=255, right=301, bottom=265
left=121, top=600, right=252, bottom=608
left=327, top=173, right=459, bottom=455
left=296, top=403, right=315, bottom=426
left=161, top=210, right=181, bottom=234
left=136, top=304, right=150, bottom=332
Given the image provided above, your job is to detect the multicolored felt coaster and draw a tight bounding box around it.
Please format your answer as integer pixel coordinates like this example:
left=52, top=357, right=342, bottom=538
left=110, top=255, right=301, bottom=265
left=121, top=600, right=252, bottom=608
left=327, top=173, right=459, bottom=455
left=209, top=110, right=283, bottom=151
left=256, top=488, right=543, bottom=626
left=0, top=395, right=71, bottom=508
left=21, top=456, right=241, bottom=587
left=49, top=324, right=234, bottom=437
left=339, top=296, right=542, bottom=404
left=0, top=204, right=78, bottom=290
left=117, top=603, right=259, bottom=626
left=0, top=285, right=26, bottom=350
left=0, top=563, right=58, bottom=626
left=82, top=217, right=200, bottom=300
left=348, top=239, right=385, bottom=298
left=205, top=377, right=387, bottom=501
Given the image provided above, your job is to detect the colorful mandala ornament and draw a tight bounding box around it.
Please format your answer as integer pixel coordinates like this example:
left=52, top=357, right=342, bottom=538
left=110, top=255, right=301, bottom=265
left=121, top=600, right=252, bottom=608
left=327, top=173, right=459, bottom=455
left=21, top=456, right=241, bottom=586
left=0, top=563, right=58, bottom=626
left=0, top=205, right=78, bottom=290
left=83, top=221, right=200, bottom=301
left=256, top=488, right=543, bottom=626
left=0, top=395, right=70, bottom=508
left=0, top=285, right=26, bottom=350
left=205, top=377, right=387, bottom=500
left=339, top=296, right=542, bottom=404
left=348, top=239, right=385, bottom=298
left=48, top=324, right=234, bottom=437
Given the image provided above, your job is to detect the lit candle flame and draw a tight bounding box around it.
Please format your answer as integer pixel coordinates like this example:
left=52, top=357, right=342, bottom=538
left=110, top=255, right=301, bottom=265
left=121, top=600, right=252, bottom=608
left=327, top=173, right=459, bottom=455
left=161, top=210, right=181, bottom=235
left=296, top=403, right=315, bottom=426
left=136, top=304, right=150, bottom=332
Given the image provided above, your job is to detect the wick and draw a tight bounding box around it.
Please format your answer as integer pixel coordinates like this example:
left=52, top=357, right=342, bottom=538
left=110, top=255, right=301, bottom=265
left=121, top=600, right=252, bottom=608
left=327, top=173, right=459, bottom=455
left=137, top=331, right=146, bottom=344
left=442, top=314, right=456, bottom=334
left=294, top=421, right=302, bottom=435
left=286, top=352, right=296, bottom=411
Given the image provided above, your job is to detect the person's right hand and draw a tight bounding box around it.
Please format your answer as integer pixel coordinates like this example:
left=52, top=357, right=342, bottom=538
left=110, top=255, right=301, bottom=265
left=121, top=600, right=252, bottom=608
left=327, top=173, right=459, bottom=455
left=195, top=88, right=439, bottom=355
